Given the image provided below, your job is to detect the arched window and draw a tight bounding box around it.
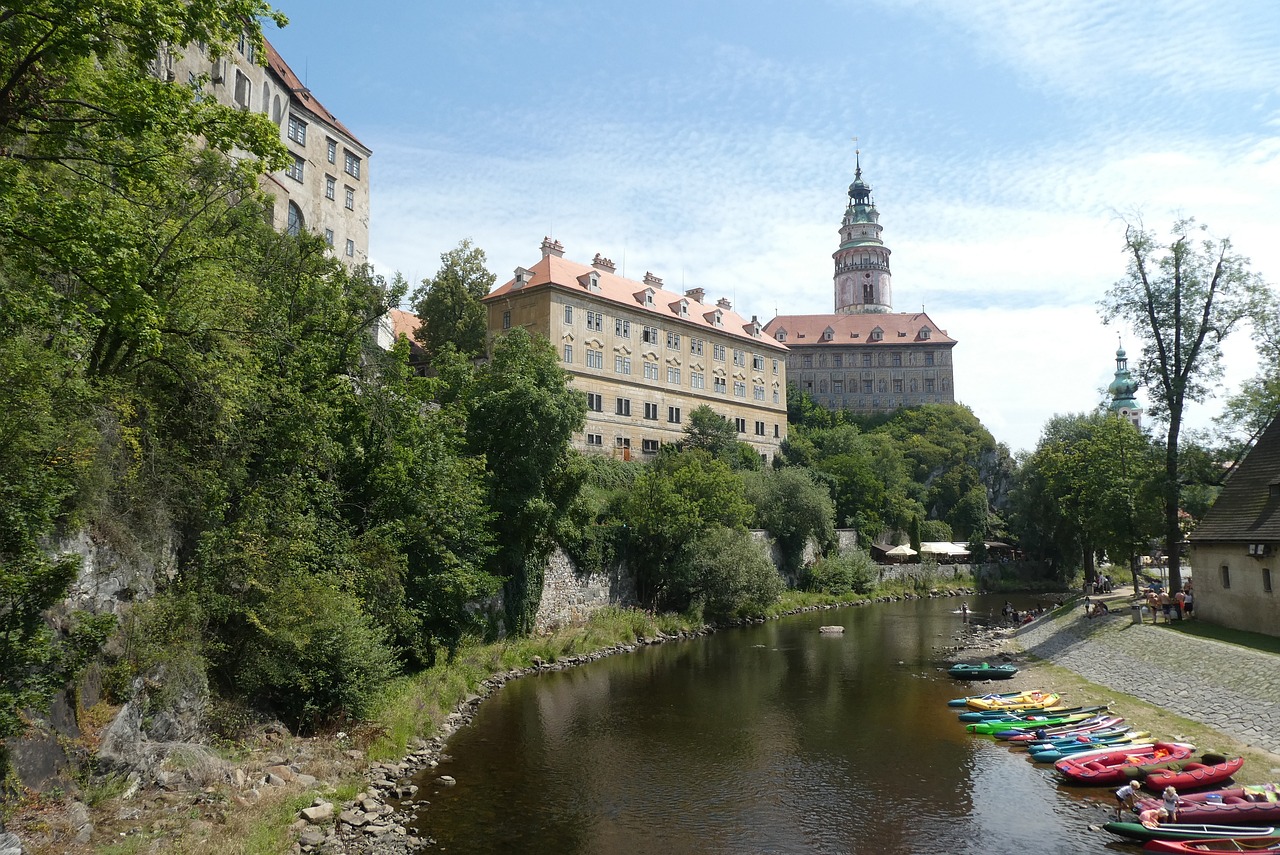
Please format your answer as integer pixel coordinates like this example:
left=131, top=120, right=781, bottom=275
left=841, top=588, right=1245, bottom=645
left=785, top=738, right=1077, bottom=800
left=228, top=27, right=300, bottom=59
left=286, top=201, right=304, bottom=236
left=261, top=82, right=270, bottom=114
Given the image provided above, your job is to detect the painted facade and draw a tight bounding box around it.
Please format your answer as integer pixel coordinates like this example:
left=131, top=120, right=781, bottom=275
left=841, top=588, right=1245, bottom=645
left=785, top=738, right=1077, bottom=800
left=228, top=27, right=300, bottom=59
left=483, top=239, right=789, bottom=461
left=765, top=158, right=957, bottom=412
left=156, top=34, right=371, bottom=267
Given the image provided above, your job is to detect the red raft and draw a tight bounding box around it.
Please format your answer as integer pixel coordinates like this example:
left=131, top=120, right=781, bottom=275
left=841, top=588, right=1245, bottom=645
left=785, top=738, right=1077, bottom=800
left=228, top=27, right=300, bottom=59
left=1142, top=756, right=1244, bottom=793
left=1143, top=836, right=1280, bottom=852
left=1055, top=742, right=1196, bottom=785
left=1138, top=786, right=1280, bottom=826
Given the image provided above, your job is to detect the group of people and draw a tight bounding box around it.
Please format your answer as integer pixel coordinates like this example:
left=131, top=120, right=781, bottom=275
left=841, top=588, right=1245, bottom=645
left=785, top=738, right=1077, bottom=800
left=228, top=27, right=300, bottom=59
left=1115, top=782, right=1180, bottom=826
left=1143, top=582, right=1194, bottom=624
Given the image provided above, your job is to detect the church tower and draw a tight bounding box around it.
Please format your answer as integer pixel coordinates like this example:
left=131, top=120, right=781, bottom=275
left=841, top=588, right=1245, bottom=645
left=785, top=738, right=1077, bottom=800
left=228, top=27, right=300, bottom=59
left=1107, top=345, right=1143, bottom=428
left=833, top=153, right=892, bottom=313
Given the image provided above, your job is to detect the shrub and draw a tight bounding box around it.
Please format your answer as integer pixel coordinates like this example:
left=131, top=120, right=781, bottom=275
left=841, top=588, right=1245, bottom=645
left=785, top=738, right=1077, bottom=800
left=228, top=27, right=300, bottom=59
left=805, top=548, right=877, bottom=596
left=683, top=526, right=783, bottom=622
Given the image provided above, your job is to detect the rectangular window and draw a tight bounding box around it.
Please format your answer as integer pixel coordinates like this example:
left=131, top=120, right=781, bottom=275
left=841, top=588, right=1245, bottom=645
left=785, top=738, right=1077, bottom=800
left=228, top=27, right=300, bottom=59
left=833, top=380, right=844, bottom=394
left=666, top=331, right=681, bottom=349
left=587, top=350, right=603, bottom=369
left=345, top=239, right=355, bottom=257
left=691, top=372, right=705, bottom=389
left=862, top=354, right=872, bottom=367
left=1221, top=565, right=1231, bottom=589
left=325, top=175, right=336, bottom=200
left=642, top=439, right=660, bottom=454
left=772, top=389, right=780, bottom=403
left=667, top=367, right=681, bottom=384
left=344, top=151, right=361, bottom=179
left=345, top=186, right=355, bottom=210
left=863, top=379, right=873, bottom=394
left=644, top=361, right=659, bottom=380
left=690, top=338, right=705, bottom=356
left=564, top=305, right=573, bottom=324
left=754, top=421, right=765, bottom=436
left=502, top=310, right=511, bottom=330
left=643, top=325, right=660, bottom=344
left=586, top=433, right=603, bottom=446
left=735, top=417, right=747, bottom=433
left=713, top=343, right=726, bottom=361
left=586, top=392, right=603, bottom=412
left=734, top=381, right=746, bottom=398
left=893, top=379, right=904, bottom=393
left=323, top=228, right=334, bottom=247
left=832, top=354, right=843, bottom=368
left=772, top=359, right=779, bottom=373
left=326, top=139, right=337, bottom=164
left=734, top=350, right=746, bottom=367
left=615, top=318, right=631, bottom=337
left=1264, top=568, right=1273, bottom=593
left=753, top=385, right=765, bottom=400
left=773, top=424, right=780, bottom=437
left=563, top=344, right=573, bottom=363
left=286, top=155, right=305, bottom=182
left=925, top=352, right=935, bottom=366
left=753, top=354, right=765, bottom=370
left=802, top=355, right=813, bottom=368
left=714, top=377, right=727, bottom=394
left=587, top=311, right=603, bottom=332
left=615, top=356, right=632, bottom=375
left=616, top=437, right=631, bottom=449
left=667, top=406, right=681, bottom=424
left=615, top=398, right=631, bottom=416
left=233, top=69, right=251, bottom=108
left=287, top=114, right=307, bottom=145
left=644, top=402, right=659, bottom=420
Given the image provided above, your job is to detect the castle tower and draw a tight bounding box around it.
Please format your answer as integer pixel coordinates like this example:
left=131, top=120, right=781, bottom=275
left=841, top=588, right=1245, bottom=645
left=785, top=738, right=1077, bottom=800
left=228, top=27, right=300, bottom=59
left=833, top=153, right=892, bottom=313
left=1107, top=345, right=1143, bottom=428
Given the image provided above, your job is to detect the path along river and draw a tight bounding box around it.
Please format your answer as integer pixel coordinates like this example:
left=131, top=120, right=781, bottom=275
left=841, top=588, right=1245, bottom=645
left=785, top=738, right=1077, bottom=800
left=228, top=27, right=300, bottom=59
left=407, top=595, right=1122, bottom=855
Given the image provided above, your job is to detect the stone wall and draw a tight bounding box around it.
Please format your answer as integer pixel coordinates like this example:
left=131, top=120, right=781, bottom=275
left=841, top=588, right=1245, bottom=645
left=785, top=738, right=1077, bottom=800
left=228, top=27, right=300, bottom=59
left=533, top=546, right=637, bottom=635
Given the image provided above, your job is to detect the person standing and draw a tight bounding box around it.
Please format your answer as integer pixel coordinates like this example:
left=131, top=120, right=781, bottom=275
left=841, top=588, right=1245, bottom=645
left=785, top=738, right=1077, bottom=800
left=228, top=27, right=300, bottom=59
left=1162, top=786, right=1180, bottom=821
left=1115, top=782, right=1138, bottom=819
left=1174, top=588, right=1186, bottom=620
left=1183, top=586, right=1194, bottom=619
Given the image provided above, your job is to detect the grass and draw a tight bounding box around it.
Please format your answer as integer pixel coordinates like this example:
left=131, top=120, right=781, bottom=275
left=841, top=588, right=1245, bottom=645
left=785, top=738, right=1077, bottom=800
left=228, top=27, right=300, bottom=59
left=1158, top=619, right=1280, bottom=656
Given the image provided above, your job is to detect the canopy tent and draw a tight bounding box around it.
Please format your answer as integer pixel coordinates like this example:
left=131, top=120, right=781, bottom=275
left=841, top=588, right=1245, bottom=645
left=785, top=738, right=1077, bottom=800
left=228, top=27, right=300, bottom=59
left=885, top=545, right=917, bottom=556
left=920, top=542, right=972, bottom=558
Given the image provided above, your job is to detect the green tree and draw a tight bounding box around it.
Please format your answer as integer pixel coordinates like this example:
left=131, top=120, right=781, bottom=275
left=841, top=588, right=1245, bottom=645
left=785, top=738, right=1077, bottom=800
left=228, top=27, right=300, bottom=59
left=1101, top=218, right=1272, bottom=590
left=411, top=239, right=496, bottom=363
left=682, top=404, right=739, bottom=459
left=682, top=527, right=782, bottom=622
left=743, top=468, right=836, bottom=574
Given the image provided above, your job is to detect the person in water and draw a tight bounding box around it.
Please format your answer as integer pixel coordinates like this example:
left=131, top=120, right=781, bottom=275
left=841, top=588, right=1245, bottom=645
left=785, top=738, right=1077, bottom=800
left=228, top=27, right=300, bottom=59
left=1114, top=782, right=1138, bottom=819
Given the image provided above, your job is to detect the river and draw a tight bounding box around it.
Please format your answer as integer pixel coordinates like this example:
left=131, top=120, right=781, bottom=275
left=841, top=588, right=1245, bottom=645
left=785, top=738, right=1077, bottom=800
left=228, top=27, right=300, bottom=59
left=409, top=595, right=1122, bottom=854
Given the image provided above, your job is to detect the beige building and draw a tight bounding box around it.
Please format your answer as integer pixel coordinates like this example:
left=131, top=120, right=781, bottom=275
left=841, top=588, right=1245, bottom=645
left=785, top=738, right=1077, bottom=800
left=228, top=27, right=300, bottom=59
left=1187, top=412, right=1280, bottom=637
left=765, top=158, right=958, bottom=411
left=156, top=34, right=371, bottom=267
left=483, top=239, right=789, bottom=461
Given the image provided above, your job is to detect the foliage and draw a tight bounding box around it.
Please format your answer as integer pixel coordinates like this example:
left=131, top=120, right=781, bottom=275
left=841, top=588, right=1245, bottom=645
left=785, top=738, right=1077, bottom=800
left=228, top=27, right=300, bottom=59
left=1101, top=218, right=1272, bottom=590
left=919, top=519, right=953, bottom=542
left=743, top=467, right=835, bottom=573
left=804, top=548, right=877, bottom=596
left=680, top=527, right=783, bottom=622
left=410, top=239, right=495, bottom=363
left=682, top=405, right=740, bottom=460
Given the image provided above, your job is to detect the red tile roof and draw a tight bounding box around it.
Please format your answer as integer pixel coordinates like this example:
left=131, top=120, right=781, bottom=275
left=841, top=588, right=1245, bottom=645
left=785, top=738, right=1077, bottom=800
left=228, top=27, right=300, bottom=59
left=485, top=249, right=787, bottom=351
left=264, top=39, right=368, bottom=151
left=388, top=308, right=421, bottom=341
left=763, top=312, right=956, bottom=345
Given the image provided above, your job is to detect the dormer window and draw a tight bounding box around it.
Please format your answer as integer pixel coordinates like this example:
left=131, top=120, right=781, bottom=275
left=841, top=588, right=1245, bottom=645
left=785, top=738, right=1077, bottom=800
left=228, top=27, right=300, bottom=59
left=636, top=287, right=655, bottom=306
left=919, top=327, right=932, bottom=340
left=578, top=271, right=601, bottom=292
left=822, top=326, right=834, bottom=342
left=713, top=310, right=723, bottom=328
left=870, top=327, right=883, bottom=342
left=513, top=266, right=534, bottom=289
left=775, top=328, right=787, bottom=342
left=678, top=299, right=689, bottom=317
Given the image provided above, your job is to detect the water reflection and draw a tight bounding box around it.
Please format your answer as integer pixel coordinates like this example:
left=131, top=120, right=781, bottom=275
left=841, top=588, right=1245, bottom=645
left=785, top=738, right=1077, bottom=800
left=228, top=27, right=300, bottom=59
left=413, top=596, right=1109, bottom=854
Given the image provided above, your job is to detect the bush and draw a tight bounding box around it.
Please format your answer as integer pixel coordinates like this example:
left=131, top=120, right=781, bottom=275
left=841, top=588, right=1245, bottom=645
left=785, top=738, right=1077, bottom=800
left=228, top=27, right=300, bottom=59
left=238, top=575, right=398, bottom=732
left=683, top=527, right=783, bottom=622
left=805, top=548, right=877, bottom=596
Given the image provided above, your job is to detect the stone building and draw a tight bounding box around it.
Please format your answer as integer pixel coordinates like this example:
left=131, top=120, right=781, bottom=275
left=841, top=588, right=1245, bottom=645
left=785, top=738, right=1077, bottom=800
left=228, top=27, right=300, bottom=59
left=1107, top=344, right=1143, bottom=427
left=483, top=239, right=789, bottom=461
left=157, top=33, right=371, bottom=267
left=1187, top=412, right=1280, bottom=637
left=764, top=159, right=957, bottom=411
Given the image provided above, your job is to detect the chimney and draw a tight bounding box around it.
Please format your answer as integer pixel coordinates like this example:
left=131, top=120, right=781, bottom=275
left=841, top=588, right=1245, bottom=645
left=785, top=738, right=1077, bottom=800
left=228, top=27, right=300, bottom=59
left=591, top=253, right=616, bottom=273
left=540, top=237, right=564, bottom=258
left=643, top=271, right=663, bottom=288
left=716, top=297, right=732, bottom=311
left=684, top=286, right=705, bottom=304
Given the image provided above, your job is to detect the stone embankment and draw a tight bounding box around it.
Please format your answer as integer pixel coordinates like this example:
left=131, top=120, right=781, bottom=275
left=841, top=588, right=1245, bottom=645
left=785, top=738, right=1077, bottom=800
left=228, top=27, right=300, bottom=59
left=1012, top=593, right=1280, bottom=757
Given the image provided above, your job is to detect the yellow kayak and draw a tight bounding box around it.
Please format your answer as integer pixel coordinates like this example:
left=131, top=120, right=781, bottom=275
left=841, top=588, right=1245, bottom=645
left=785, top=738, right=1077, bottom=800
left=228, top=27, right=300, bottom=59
left=965, top=690, right=1062, bottom=712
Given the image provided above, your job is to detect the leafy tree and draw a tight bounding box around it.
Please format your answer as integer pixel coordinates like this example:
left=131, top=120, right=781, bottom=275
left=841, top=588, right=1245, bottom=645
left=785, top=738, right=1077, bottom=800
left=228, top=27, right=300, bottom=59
left=681, top=527, right=782, bottom=622
left=1101, top=218, right=1272, bottom=590
left=682, top=405, right=739, bottom=459
left=805, top=548, right=877, bottom=596
left=460, top=327, right=586, bottom=634
left=743, top=467, right=835, bottom=573
left=411, top=239, right=496, bottom=363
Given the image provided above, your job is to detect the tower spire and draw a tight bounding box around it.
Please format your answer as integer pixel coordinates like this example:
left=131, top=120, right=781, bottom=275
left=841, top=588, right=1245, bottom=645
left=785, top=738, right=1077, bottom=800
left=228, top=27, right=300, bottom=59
left=832, top=151, right=892, bottom=314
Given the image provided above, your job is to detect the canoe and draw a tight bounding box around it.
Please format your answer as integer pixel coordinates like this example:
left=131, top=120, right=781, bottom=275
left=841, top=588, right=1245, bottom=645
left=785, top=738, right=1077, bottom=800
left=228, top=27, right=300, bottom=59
left=1028, top=732, right=1152, bottom=764
left=965, top=690, right=1061, bottom=712
left=1137, top=786, right=1280, bottom=825
left=1144, top=837, right=1280, bottom=852
left=947, top=690, right=1023, bottom=707
left=967, top=712, right=1091, bottom=735
left=1003, top=710, right=1118, bottom=736
left=1103, top=822, right=1279, bottom=844
left=991, top=715, right=1122, bottom=740
left=960, top=703, right=1110, bottom=723
left=948, top=662, right=1018, bottom=680
left=1055, top=742, right=1197, bottom=785
left=1018, top=720, right=1130, bottom=746
left=1143, top=756, right=1245, bottom=793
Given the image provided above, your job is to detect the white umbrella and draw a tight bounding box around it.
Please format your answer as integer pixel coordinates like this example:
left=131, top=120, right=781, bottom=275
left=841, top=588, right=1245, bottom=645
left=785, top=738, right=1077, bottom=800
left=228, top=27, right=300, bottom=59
left=886, top=544, right=917, bottom=556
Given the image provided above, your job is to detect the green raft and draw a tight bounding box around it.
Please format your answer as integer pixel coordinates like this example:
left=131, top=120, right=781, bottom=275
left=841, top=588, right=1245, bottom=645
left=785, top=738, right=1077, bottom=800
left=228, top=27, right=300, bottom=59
left=948, top=662, right=1019, bottom=680
left=965, top=712, right=1092, bottom=735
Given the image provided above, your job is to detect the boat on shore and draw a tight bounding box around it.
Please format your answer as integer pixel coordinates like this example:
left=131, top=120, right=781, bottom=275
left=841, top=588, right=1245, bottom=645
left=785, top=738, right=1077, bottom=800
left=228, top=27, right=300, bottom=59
left=1001, top=710, right=1117, bottom=735
left=947, top=690, right=1023, bottom=707
left=1103, top=822, right=1279, bottom=844
left=966, top=711, right=1091, bottom=735
left=948, top=662, right=1018, bottom=680
left=1138, top=786, right=1280, bottom=825
left=1055, top=742, right=1196, bottom=785
left=1141, top=756, right=1244, bottom=793
left=1028, top=732, right=1151, bottom=763
left=965, top=690, right=1061, bottom=712
left=1143, top=837, right=1280, bottom=852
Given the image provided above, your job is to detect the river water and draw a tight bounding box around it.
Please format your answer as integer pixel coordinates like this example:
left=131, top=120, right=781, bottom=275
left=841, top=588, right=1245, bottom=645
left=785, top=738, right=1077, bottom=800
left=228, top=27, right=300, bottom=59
left=410, top=596, right=1121, bottom=854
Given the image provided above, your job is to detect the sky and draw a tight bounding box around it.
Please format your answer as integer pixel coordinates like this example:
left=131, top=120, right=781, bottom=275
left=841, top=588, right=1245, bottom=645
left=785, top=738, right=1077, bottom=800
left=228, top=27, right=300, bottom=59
left=267, top=0, right=1280, bottom=455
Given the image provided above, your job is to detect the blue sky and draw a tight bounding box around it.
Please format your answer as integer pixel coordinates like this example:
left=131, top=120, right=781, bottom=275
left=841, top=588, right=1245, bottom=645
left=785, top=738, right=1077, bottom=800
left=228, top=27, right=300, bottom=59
left=268, top=0, right=1280, bottom=454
